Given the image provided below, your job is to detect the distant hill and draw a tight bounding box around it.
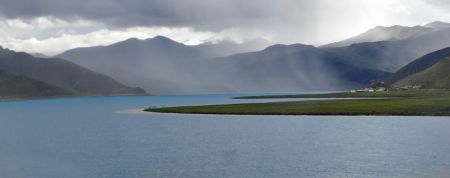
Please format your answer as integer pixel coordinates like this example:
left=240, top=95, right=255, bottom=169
left=393, top=58, right=450, bottom=89
left=322, top=25, right=434, bottom=48
left=387, top=47, right=450, bottom=84
left=0, top=70, right=74, bottom=99
left=0, top=47, right=146, bottom=96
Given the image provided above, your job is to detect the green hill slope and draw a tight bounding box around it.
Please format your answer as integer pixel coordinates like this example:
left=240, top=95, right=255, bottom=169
left=394, top=58, right=450, bottom=89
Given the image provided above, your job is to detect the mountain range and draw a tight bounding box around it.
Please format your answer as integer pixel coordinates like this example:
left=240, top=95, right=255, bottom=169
left=323, top=21, right=450, bottom=48
left=58, top=36, right=392, bottom=93
left=322, top=25, right=433, bottom=48
left=198, top=44, right=391, bottom=92
left=56, top=21, right=450, bottom=94
left=3, top=21, right=450, bottom=98
left=322, top=21, right=450, bottom=72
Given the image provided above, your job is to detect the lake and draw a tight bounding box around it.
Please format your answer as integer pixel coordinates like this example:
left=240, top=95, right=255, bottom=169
left=1, top=95, right=450, bottom=178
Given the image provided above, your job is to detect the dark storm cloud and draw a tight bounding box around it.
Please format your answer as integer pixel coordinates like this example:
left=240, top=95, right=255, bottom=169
left=0, top=0, right=317, bottom=30
left=2, top=0, right=448, bottom=47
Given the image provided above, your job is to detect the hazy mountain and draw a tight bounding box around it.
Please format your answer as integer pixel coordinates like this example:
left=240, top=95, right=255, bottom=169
left=393, top=58, right=450, bottom=89
left=0, top=70, right=74, bottom=99
left=30, top=53, right=50, bottom=58
left=194, top=38, right=272, bottom=58
left=322, top=25, right=434, bottom=48
left=58, top=36, right=272, bottom=94
left=205, top=27, right=450, bottom=92
left=388, top=47, right=450, bottom=84
left=59, top=35, right=390, bottom=93
left=56, top=25, right=450, bottom=94
left=424, top=21, right=450, bottom=29
left=58, top=36, right=206, bottom=94
left=323, top=26, right=450, bottom=72
left=197, top=44, right=391, bottom=92
left=0, top=47, right=146, bottom=96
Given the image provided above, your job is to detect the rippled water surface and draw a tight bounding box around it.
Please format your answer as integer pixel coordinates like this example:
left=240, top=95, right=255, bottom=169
left=1, top=95, right=450, bottom=177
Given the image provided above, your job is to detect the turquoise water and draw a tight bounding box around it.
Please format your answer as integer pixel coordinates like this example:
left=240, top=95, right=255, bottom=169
left=1, top=95, right=450, bottom=177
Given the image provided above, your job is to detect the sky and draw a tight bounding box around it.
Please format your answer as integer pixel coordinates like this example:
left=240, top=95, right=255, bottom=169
left=0, top=0, right=449, bottom=55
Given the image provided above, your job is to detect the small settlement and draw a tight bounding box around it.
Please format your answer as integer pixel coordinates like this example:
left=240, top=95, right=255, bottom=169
left=351, top=81, right=389, bottom=93
left=351, top=81, right=423, bottom=93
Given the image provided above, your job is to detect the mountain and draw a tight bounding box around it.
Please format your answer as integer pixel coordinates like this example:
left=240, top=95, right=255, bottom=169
left=197, top=44, right=391, bottom=92
left=218, top=24, right=450, bottom=92
left=393, top=58, right=450, bottom=89
left=58, top=36, right=205, bottom=94
left=56, top=24, right=450, bottom=94
left=30, top=53, right=50, bottom=58
left=322, top=25, right=434, bottom=48
left=322, top=25, right=450, bottom=72
left=424, top=21, right=450, bottom=29
left=388, top=47, right=450, bottom=84
left=57, top=36, right=271, bottom=94
left=59, top=36, right=391, bottom=93
left=0, top=70, right=74, bottom=99
left=194, top=38, right=272, bottom=58
left=0, top=47, right=146, bottom=96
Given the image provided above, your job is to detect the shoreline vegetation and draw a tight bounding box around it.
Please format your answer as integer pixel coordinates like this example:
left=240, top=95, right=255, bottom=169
left=145, top=90, right=450, bottom=116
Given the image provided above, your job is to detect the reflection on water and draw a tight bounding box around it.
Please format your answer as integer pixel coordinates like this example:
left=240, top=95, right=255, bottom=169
left=0, top=95, right=450, bottom=177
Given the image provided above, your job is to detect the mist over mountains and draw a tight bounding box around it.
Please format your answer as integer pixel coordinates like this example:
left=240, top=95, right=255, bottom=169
left=54, top=21, right=450, bottom=94
left=323, top=21, right=450, bottom=48
left=58, top=36, right=272, bottom=94
left=2, top=21, right=450, bottom=97
left=58, top=36, right=389, bottom=94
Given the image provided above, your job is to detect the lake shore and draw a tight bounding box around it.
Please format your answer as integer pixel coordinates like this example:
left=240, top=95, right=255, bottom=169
left=146, top=90, right=450, bottom=116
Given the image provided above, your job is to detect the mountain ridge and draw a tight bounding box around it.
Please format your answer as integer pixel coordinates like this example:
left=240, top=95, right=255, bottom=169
left=322, top=21, right=450, bottom=49
left=322, top=25, right=434, bottom=48
left=0, top=46, right=146, bottom=96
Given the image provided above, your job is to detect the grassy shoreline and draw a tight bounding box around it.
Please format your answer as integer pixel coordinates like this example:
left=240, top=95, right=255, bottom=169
left=146, top=90, right=450, bottom=116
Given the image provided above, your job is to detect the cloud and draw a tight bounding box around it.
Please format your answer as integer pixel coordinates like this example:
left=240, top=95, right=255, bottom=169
left=0, top=17, right=229, bottom=55
left=0, top=0, right=313, bottom=29
left=0, top=0, right=449, bottom=54
left=0, top=0, right=336, bottom=44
